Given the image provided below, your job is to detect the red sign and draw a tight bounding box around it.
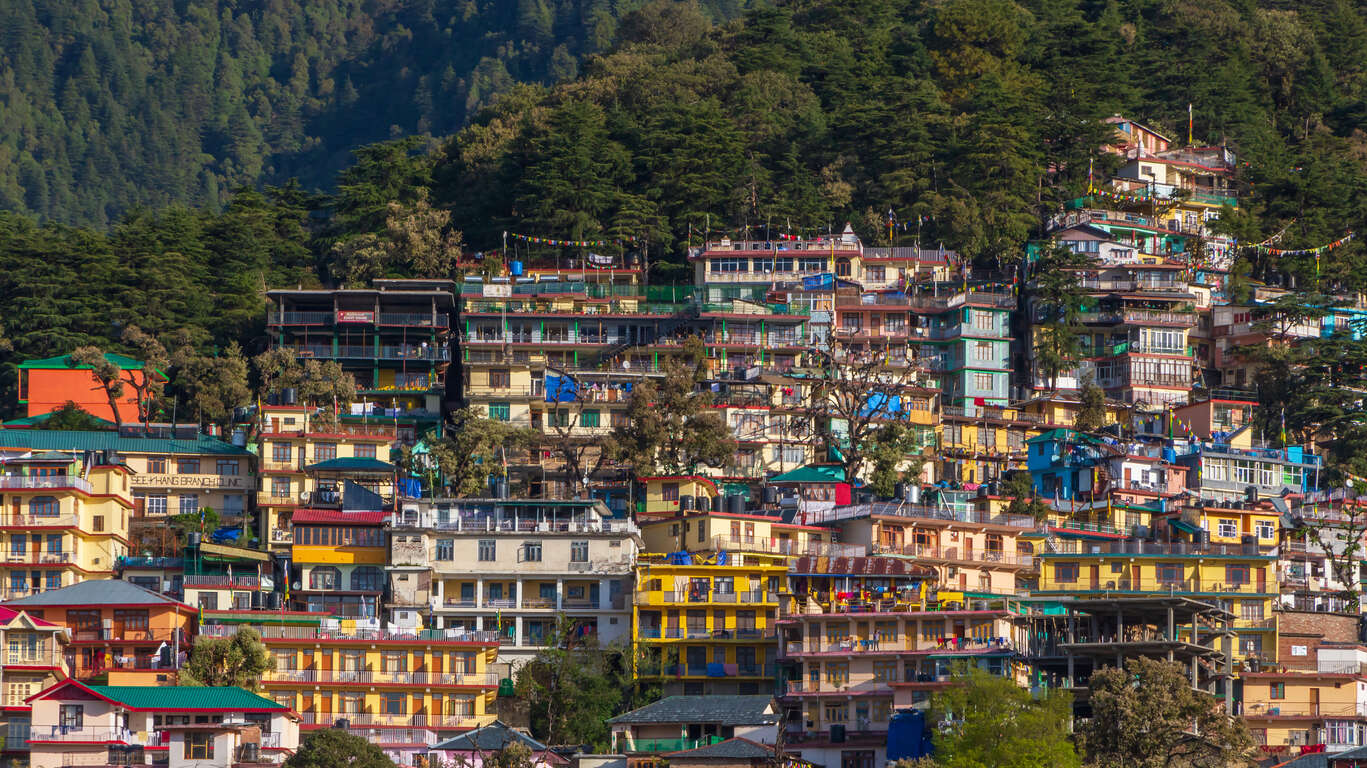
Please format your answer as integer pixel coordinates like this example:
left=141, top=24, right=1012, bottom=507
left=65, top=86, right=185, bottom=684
left=336, top=311, right=375, bottom=323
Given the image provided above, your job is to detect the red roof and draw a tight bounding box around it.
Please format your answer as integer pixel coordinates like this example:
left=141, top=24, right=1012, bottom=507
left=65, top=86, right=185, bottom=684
left=291, top=509, right=389, bottom=525
left=0, top=606, right=58, bottom=628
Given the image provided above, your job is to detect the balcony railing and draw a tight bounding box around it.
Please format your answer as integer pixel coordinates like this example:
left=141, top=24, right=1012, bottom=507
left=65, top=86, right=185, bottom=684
left=809, top=502, right=1037, bottom=529
left=710, top=535, right=864, bottom=559
left=183, top=574, right=273, bottom=590
left=200, top=624, right=501, bottom=644
left=31, top=726, right=132, bottom=742
left=877, top=543, right=1034, bottom=568
left=0, top=475, right=92, bottom=493
left=0, top=514, right=81, bottom=528
left=1, top=551, right=72, bottom=565
left=72, top=628, right=171, bottom=643
left=619, top=737, right=723, bottom=754
left=266, top=669, right=498, bottom=686
left=1038, top=577, right=1271, bottom=595
left=296, top=712, right=476, bottom=728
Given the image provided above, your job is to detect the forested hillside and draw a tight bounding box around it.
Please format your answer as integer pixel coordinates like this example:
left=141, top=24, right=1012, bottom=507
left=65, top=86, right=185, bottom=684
left=1, top=0, right=1367, bottom=412
left=0, top=0, right=756, bottom=226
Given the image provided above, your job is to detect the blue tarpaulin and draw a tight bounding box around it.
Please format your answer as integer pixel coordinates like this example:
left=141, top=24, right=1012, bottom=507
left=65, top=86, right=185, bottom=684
left=860, top=393, right=903, bottom=419
left=397, top=477, right=422, bottom=498
left=886, top=709, right=931, bottom=761
left=802, top=273, right=834, bottom=290
left=545, top=375, right=579, bottom=402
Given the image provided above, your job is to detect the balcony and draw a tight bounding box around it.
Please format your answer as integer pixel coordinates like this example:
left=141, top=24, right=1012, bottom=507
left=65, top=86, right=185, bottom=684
left=1, top=550, right=73, bottom=565
left=270, top=528, right=294, bottom=544
left=72, top=628, right=173, bottom=643
left=877, top=543, right=1034, bottom=568
left=183, top=574, right=274, bottom=590
left=265, top=669, right=499, bottom=686
left=619, top=737, right=723, bottom=754
left=269, top=311, right=333, bottom=326
left=1038, top=577, right=1271, bottom=595
left=30, top=726, right=134, bottom=743
left=296, top=712, right=476, bottom=728
left=0, top=475, right=93, bottom=493
left=710, top=535, right=864, bottom=559
left=201, top=624, right=501, bottom=644
left=378, top=313, right=450, bottom=328
left=809, top=502, right=1037, bottom=529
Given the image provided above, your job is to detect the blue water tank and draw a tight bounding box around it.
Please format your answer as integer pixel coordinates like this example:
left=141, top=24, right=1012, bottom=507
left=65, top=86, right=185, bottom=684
left=510, top=261, right=524, bottom=276
left=886, top=709, right=931, bottom=761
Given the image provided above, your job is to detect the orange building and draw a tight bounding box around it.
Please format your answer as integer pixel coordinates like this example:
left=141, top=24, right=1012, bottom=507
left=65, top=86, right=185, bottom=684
left=16, top=353, right=165, bottom=422
left=3, top=579, right=194, bottom=683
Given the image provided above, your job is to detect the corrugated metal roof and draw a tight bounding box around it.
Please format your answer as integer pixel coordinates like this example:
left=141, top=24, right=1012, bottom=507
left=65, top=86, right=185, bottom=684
left=663, top=738, right=776, bottom=760
left=3, top=579, right=190, bottom=608
left=0, top=430, right=249, bottom=456
left=431, top=721, right=548, bottom=752
left=18, top=353, right=148, bottom=370
left=292, top=509, right=389, bottom=525
left=305, top=457, right=397, bottom=473
left=767, top=465, right=846, bottom=484
left=607, top=696, right=776, bottom=726
left=88, top=684, right=286, bottom=711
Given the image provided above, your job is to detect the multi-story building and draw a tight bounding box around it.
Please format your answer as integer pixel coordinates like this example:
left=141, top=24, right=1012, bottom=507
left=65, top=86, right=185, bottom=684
left=0, top=451, right=134, bottom=597
left=0, top=605, right=68, bottom=768
left=386, top=497, right=640, bottom=668
left=257, top=404, right=399, bottom=553
left=288, top=509, right=388, bottom=619
left=3, top=580, right=193, bottom=683
left=0, top=429, right=255, bottom=557
left=778, top=596, right=1024, bottom=767
left=266, top=278, right=455, bottom=436
left=1174, top=437, right=1322, bottom=503
left=28, top=680, right=299, bottom=768
left=807, top=500, right=1036, bottom=596
left=1241, top=643, right=1367, bottom=755
left=199, top=615, right=500, bottom=762
left=632, top=552, right=787, bottom=696
left=1033, top=537, right=1277, bottom=664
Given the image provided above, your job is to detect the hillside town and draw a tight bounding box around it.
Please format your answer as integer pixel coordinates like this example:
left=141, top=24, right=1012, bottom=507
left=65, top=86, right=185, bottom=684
left=0, top=115, right=1360, bottom=768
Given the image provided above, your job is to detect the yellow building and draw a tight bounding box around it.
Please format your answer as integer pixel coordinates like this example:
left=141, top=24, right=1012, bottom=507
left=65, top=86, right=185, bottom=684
left=201, top=614, right=499, bottom=762
left=637, top=504, right=854, bottom=561
left=1034, top=539, right=1277, bottom=663
left=289, top=508, right=388, bottom=618
left=633, top=552, right=787, bottom=696
left=1239, top=644, right=1367, bottom=755
left=0, top=604, right=69, bottom=768
left=638, top=476, right=721, bottom=517
left=0, top=455, right=132, bottom=598
left=257, top=404, right=398, bottom=552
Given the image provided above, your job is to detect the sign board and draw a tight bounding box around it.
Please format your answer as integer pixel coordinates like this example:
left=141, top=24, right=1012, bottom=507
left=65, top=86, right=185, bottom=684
left=482, top=284, right=512, bottom=297
left=136, top=474, right=251, bottom=490
left=1291, top=645, right=1308, bottom=656
left=587, top=252, right=614, bottom=267
left=336, top=310, right=375, bottom=323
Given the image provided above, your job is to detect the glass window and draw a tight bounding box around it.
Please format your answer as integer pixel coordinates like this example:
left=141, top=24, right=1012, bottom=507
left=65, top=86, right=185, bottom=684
left=350, top=566, right=383, bottom=591
left=661, top=483, right=679, bottom=501
left=354, top=444, right=377, bottom=459
left=435, top=539, right=454, bottom=561
left=314, top=443, right=338, bottom=462
left=271, top=443, right=292, bottom=463
left=309, top=567, right=340, bottom=590
left=1216, top=519, right=1237, bottom=538
left=1054, top=562, right=1079, bottom=584
left=28, top=497, right=58, bottom=517
left=45, top=535, right=61, bottom=554
left=571, top=541, right=589, bottom=562
left=179, top=495, right=199, bottom=515
left=185, top=733, right=214, bottom=759
left=59, top=704, right=83, bottom=730
left=489, top=403, right=511, bottom=422
left=580, top=410, right=600, bottom=428
left=146, top=495, right=167, bottom=516
left=1226, top=564, right=1250, bottom=586
left=176, top=458, right=200, bottom=474
left=216, top=460, right=239, bottom=476
left=478, top=540, right=496, bottom=561
left=44, top=572, right=60, bottom=591
left=146, top=457, right=167, bottom=474
left=523, top=542, right=542, bottom=562
left=222, top=494, right=244, bottom=516
left=1156, top=563, right=1184, bottom=585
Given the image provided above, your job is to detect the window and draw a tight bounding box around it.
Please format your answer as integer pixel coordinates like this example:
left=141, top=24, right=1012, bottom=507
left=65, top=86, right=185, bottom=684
left=711, top=257, right=748, bottom=273
left=436, top=539, right=454, bottom=561
left=1326, top=721, right=1360, bottom=747
left=271, top=443, right=292, bottom=463
left=176, top=458, right=200, bottom=474
left=1156, top=563, right=1184, bottom=586
left=382, top=693, right=406, bottom=715
left=1255, top=520, right=1275, bottom=540
left=184, top=732, right=214, bottom=760
left=488, top=403, right=510, bottom=422
left=1054, top=563, right=1079, bottom=584
left=58, top=704, right=83, bottom=731
left=354, top=443, right=377, bottom=459
left=571, top=541, right=589, bottom=563
left=1241, top=601, right=1265, bottom=621
left=216, top=460, right=239, bottom=476
left=314, top=443, right=338, bottom=461
left=147, top=457, right=167, bottom=474
left=661, top=483, right=679, bottom=502
left=825, top=662, right=850, bottom=686
left=1216, top=519, right=1237, bottom=538
left=1226, top=564, right=1250, bottom=586
left=824, top=702, right=849, bottom=723
left=179, top=494, right=199, bottom=515
left=271, top=478, right=291, bottom=498
left=44, top=571, right=60, bottom=590
left=872, top=660, right=897, bottom=683
left=973, top=372, right=995, bottom=392
left=198, top=592, right=218, bottom=611
left=45, top=535, right=61, bottom=554
left=28, top=497, right=58, bottom=517
left=798, top=257, right=827, bottom=272
left=973, top=310, right=994, bottom=330
left=146, top=495, right=167, bottom=516
left=309, top=567, right=340, bottom=590
left=478, top=540, right=496, bottom=561
left=974, top=341, right=993, bottom=362
left=523, top=542, right=542, bottom=562
left=864, top=266, right=885, bottom=282
left=580, top=410, right=600, bottom=428
left=489, top=369, right=511, bottom=389
left=350, top=566, right=383, bottom=591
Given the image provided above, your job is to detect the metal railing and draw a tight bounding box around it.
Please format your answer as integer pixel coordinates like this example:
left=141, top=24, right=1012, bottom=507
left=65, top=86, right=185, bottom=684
left=809, top=502, right=1037, bottom=529
left=266, top=669, right=498, bottom=686
left=882, top=543, right=1034, bottom=567
left=200, top=624, right=501, bottom=644
left=184, top=574, right=271, bottom=589
left=710, top=535, right=864, bottom=559
left=0, top=475, right=92, bottom=493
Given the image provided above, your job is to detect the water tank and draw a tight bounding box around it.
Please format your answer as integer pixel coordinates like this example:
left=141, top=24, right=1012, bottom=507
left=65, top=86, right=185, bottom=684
left=510, top=261, right=524, bottom=276
left=894, top=483, right=906, bottom=501
left=763, top=486, right=779, bottom=506
left=830, top=724, right=846, bottom=743
left=231, top=429, right=248, bottom=447
left=1245, top=485, right=1258, bottom=504
left=281, top=388, right=297, bottom=406
left=711, top=495, right=723, bottom=513
left=186, top=532, right=201, bottom=549
left=680, top=495, right=695, bottom=512
left=905, top=484, right=921, bottom=504
left=240, top=743, right=260, bottom=763
left=332, top=718, right=350, bottom=730
left=727, top=495, right=746, bottom=515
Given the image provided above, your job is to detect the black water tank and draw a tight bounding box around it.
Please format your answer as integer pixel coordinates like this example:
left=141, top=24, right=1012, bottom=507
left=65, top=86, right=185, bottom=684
left=712, top=495, right=723, bottom=513
left=282, top=388, right=297, bottom=406
left=830, top=724, right=846, bottom=743
left=763, top=486, right=779, bottom=506
left=680, top=495, right=695, bottom=512
left=1245, top=485, right=1258, bottom=504
left=727, top=495, right=746, bottom=515
left=333, top=718, right=350, bottom=730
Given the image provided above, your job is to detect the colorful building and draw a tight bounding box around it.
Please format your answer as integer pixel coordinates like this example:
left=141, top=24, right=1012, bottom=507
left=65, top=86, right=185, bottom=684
left=288, top=508, right=388, bottom=619
left=15, top=353, right=164, bottom=423
left=0, top=606, right=68, bottom=768
left=27, top=680, right=299, bottom=768
left=199, top=614, right=500, bottom=760
left=0, top=452, right=134, bottom=598
left=2, top=580, right=194, bottom=683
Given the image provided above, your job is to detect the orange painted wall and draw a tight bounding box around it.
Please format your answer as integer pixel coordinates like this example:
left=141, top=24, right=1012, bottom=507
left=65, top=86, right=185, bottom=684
left=22, top=369, right=143, bottom=421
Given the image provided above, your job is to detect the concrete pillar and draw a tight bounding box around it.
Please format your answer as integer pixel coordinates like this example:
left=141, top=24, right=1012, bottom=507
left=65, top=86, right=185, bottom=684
left=475, top=577, right=484, bottom=608
left=556, top=578, right=564, bottom=611
left=515, top=616, right=524, bottom=647
left=514, top=579, right=523, bottom=609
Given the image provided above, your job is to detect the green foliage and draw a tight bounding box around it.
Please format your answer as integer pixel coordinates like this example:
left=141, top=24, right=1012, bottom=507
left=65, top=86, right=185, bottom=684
left=1075, top=372, right=1107, bottom=433
left=284, top=728, right=396, bottom=768
left=43, top=403, right=110, bottom=431
left=169, top=507, right=222, bottom=543
left=1003, top=470, right=1048, bottom=522
left=513, top=617, right=632, bottom=751
left=928, top=665, right=1078, bottom=768
left=1081, top=657, right=1255, bottom=768
left=866, top=424, right=926, bottom=498
left=170, top=340, right=251, bottom=429
left=1029, top=245, right=1093, bottom=391
left=427, top=408, right=537, bottom=496
left=486, top=743, right=534, bottom=768
left=612, top=337, right=735, bottom=475
left=180, top=627, right=274, bottom=690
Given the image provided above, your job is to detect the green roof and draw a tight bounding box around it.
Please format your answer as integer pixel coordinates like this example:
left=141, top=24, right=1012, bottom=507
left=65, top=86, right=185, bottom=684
left=305, top=457, right=397, bottom=473
left=18, top=352, right=154, bottom=372
left=1026, top=428, right=1104, bottom=446
left=88, top=685, right=286, bottom=711
left=3, top=413, right=117, bottom=429
left=0, top=430, right=249, bottom=456
left=767, top=464, right=846, bottom=484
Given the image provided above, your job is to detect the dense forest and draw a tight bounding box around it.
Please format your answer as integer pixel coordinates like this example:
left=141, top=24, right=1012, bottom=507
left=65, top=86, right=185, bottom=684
left=0, top=0, right=757, bottom=226
left=2, top=0, right=1367, bottom=412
